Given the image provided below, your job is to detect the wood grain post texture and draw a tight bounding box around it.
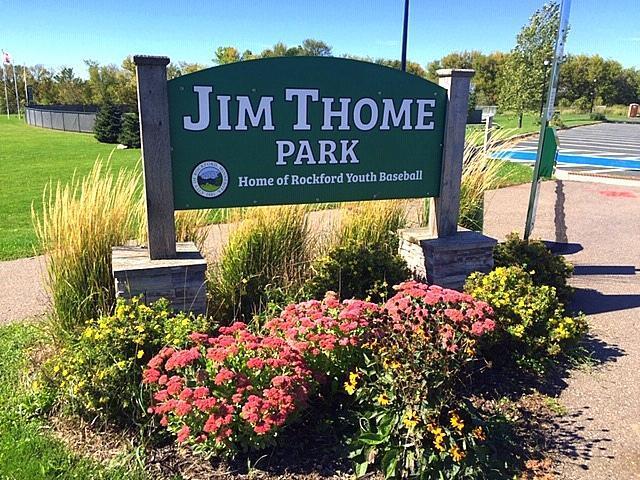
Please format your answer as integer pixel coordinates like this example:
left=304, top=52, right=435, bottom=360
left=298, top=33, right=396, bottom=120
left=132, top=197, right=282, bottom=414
left=399, top=69, right=497, bottom=290
left=134, top=55, right=177, bottom=260
left=428, top=69, right=475, bottom=238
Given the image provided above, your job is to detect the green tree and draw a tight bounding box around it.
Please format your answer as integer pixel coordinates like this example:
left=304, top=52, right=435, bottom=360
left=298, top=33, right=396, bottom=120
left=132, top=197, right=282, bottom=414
left=214, top=46, right=241, bottom=64
left=498, top=1, right=561, bottom=127
left=93, top=102, right=122, bottom=143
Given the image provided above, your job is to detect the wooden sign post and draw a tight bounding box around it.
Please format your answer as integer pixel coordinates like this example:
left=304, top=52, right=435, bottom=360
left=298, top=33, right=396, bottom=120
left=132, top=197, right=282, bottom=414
left=134, top=55, right=176, bottom=260
left=400, top=69, right=497, bottom=290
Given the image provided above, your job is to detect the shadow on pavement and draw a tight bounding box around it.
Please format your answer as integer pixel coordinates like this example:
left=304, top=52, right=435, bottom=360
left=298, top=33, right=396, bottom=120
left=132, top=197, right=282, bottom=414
left=571, top=288, right=640, bottom=315
left=573, top=265, right=639, bottom=275
left=542, top=241, right=584, bottom=255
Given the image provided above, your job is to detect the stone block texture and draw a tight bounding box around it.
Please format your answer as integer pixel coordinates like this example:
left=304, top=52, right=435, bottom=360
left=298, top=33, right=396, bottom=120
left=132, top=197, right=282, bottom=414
left=112, top=242, right=207, bottom=315
left=399, top=228, right=496, bottom=291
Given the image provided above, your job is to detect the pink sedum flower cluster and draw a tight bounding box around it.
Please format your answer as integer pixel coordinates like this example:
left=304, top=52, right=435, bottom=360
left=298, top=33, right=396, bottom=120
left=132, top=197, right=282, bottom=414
left=143, top=284, right=496, bottom=455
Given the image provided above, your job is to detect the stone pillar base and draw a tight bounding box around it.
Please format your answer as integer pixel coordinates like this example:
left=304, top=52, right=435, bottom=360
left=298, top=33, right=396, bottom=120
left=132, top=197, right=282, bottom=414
left=398, top=228, right=496, bottom=291
left=112, top=242, right=207, bottom=315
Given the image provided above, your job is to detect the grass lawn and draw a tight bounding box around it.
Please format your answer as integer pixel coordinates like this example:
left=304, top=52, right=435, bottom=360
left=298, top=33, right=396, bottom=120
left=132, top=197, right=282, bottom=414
left=0, top=116, right=141, bottom=260
left=0, top=322, right=145, bottom=480
left=491, top=112, right=598, bottom=134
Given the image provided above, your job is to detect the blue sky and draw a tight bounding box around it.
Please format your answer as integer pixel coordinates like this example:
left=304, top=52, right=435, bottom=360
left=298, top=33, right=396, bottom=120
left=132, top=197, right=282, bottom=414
left=3, top=0, right=640, bottom=76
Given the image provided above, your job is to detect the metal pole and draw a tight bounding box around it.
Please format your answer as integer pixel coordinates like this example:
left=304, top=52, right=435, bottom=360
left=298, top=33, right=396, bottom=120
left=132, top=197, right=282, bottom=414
left=524, top=0, right=571, bottom=240
left=23, top=66, right=28, bottom=106
left=401, top=0, right=409, bottom=72
left=11, top=63, right=20, bottom=119
left=2, top=63, right=9, bottom=118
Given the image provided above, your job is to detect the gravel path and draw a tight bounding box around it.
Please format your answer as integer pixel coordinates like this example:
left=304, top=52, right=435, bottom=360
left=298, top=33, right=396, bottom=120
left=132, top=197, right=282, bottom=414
left=484, top=180, right=640, bottom=479
left=0, top=255, right=49, bottom=324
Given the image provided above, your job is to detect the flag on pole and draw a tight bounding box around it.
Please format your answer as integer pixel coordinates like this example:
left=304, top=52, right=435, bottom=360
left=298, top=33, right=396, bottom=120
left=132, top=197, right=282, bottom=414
left=2, top=51, right=11, bottom=65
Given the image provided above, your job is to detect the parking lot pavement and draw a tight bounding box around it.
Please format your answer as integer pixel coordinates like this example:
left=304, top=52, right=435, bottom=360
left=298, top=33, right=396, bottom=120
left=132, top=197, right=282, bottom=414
left=499, top=123, right=640, bottom=183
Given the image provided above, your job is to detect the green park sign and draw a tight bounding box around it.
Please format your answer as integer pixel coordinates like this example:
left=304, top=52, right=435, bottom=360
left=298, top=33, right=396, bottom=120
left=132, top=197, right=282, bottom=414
left=166, top=57, right=447, bottom=209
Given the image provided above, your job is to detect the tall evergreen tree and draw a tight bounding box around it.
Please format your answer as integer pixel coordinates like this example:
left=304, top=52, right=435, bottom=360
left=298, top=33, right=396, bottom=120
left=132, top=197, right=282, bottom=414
left=93, top=102, right=122, bottom=144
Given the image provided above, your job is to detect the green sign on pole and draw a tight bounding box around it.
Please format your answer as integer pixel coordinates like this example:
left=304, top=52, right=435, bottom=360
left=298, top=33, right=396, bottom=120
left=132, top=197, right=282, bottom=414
left=167, top=57, right=447, bottom=210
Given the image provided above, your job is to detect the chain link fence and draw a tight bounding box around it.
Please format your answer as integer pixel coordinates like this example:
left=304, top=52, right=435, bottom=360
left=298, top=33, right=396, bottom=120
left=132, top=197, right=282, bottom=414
left=25, top=106, right=97, bottom=133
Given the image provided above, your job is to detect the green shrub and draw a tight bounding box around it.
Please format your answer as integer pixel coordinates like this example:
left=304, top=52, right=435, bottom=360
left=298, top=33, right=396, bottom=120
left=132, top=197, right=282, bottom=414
left=493, top=232, right=574, bottom=304
left=550, top=112, right=566, bottom=128
left=118, top=112, right=140, bottom=148
left=465, top=266, right=587, bottom=369
left=94, top=103, right=122, bottom=144
left=44, top=297, right=212, bottom=426
left=589, top=112, right=606, bottom=121
left=208, top=205, right=310, bottom=322
left=306, top=201, right=409, bottom=301
left=306, top=238, right=409, bottom=302
left=350, top=282, right=497, bottom=478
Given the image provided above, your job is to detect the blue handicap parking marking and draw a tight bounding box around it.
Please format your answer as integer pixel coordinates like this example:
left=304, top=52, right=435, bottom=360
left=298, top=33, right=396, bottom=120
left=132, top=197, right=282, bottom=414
left=496, top=150, right=640, bottom=170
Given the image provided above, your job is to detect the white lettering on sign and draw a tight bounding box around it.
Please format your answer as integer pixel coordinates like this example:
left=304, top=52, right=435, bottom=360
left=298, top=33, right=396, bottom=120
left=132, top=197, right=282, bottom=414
left=236, top=96, right=275, bottom=131
left=321, top=97, right=351, bottom=131
left=415, top=99, right=436, bottom=130
left=181, top=85, right=439, bottom=165
left=285, top=88, right=319, bottom=131
left=380, top=98, right=413, bottom=130
left=183, top=86, right=212, bottom=131
left=275, top=140, right=360, bottom=166
left=353, top=98, right=378, bottom=131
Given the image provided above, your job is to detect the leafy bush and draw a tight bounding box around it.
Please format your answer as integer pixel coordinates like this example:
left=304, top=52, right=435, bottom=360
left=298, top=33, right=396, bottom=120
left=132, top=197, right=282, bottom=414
left=33, top=160, right=142, bottom=334
left=306, top=201, right=409, bottom=301
left=306, top=239, right=409, bottom=302
left=589, top=112, right=606, bottom=121
left=45, top=298, right=211, bottom=426
left=94, top=102, right=123, bottom=143
left=118, top=112, right=141, bottom=148
left=493, top=232, right=574, bottom=304
left=465, top=266, right=587, bottom=368
left=550, top=112, right=566, bottom=128
left=350, top=281, right=497, bottom=478
left=208, top=206, right=310, bottom=322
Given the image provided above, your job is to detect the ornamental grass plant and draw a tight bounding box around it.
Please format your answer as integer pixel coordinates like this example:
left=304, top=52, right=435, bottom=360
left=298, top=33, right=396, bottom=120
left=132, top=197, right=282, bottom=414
left=207, top=205, right=311, bottom=323
left=33, top=159, right=215, bottom=337
left=33, top=160, right=142, bottom=335
left=458, top=129, right=521, bottom=231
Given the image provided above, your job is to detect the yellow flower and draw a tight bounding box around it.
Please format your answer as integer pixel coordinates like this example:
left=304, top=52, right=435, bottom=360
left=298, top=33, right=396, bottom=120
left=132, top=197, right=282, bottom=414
left=472, top=426, right=486, bottom=441
left=403, top=411, right=419, bottom=429
left=344, top=371, right=359, bottom=395
left=135, top=324, right=145, bottom=333
left=377, top=393, right=391, bottom=406
left=450, top=445, right=465, bottom=462
left=344, top=381, right=356, bottom=395
left=137, top=350, right=145, bottom=359
left=450, top=412, right=465, bottom=431
left=53, top=364, right=60, bottom=374
left=427, top=423, right=446, bottom=451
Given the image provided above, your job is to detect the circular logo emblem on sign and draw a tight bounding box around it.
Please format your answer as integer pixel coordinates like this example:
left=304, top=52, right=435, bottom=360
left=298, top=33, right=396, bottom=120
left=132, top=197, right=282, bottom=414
left=191, top=161, right=229, bottom=198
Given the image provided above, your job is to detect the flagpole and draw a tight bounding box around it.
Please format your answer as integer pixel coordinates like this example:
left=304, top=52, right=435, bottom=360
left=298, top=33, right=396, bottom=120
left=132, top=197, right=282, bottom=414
left=23, top=66, right=28, bottom=107
left=11, top=61, right=21, bottom=119
left=1, top=56, right=9, bottom=118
